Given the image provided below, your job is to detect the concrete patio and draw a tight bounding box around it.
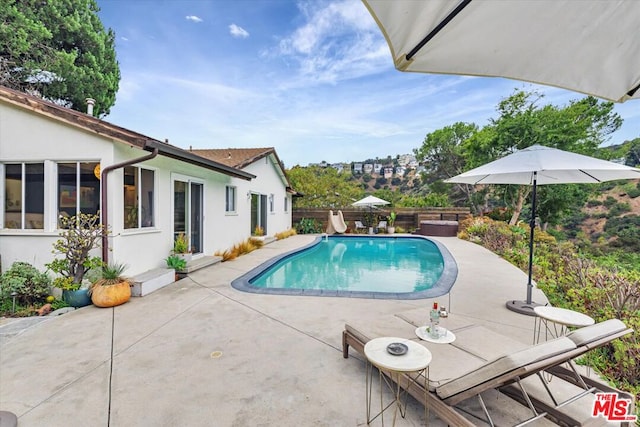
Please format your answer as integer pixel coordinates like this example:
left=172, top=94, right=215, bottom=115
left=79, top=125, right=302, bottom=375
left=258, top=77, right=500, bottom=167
left=0, top=235, right=608, bottom=426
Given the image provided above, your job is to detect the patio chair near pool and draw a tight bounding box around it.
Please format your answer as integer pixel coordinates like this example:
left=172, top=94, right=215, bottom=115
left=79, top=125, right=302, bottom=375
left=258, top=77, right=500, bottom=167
left=353, top=220, right=366, bottom=233
left=376, top=220, right=387, bottom=233
left=342, top=312, right=634, bottom=427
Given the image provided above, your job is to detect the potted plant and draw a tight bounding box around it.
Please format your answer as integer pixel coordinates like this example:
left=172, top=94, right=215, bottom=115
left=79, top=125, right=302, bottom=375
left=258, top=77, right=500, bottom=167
left=172, top=232, right=192, bottom=262
left=387, top=211, right=397, bottom=234
left=165, top=255, right=187, bottom=281
left=88, top=262, right=131, bottom=307
left=45, top=213, right=106, bottom=308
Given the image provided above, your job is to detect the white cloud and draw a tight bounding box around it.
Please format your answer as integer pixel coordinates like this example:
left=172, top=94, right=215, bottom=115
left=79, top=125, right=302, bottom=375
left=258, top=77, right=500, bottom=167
left=229, top=24, right=249, bottom=38
left=186, top=15, right=203, bottom=23
left=120, top=36, right=129, bottom=42
left=273, top=1, right=389, bottom=86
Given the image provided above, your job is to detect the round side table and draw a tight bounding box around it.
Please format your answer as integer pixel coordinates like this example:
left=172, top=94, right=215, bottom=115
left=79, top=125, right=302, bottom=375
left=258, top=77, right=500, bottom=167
left=533, top=306, right=595, bottom=344
left=364, top=337, right=432, bottom=426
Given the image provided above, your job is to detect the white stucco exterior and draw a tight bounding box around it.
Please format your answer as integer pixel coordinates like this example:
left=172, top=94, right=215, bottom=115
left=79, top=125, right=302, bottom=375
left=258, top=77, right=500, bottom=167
left=0, top=90, right=292, bottom=277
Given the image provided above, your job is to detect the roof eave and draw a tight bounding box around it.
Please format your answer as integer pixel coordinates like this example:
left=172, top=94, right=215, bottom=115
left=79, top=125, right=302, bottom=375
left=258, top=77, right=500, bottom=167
left=145, top=140, right=255, bottom=180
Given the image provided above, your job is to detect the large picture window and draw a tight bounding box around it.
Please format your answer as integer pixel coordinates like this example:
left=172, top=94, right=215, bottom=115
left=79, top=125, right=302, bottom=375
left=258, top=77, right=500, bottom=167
left=124, top=166, right=155, bottom=229
left=4, top=163, right=44, bottom=229
left=225, top=186, right=236, bottom=213
left=57, top=162, right=100, bottom=220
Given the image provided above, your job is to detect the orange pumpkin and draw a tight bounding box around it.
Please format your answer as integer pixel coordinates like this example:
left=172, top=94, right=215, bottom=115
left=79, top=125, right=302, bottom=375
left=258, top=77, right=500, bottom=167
left=91, top=281, right=131, bottom=307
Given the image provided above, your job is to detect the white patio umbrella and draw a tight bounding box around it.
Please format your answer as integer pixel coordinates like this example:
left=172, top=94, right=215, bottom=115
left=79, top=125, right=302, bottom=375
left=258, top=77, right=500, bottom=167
left=352, top=195, right=390, bottom=208
left=445, top=144, right=640, bottom=315
left=361, top=0, right=640, bottom=103
left=352, top=195, right=390, bottom=230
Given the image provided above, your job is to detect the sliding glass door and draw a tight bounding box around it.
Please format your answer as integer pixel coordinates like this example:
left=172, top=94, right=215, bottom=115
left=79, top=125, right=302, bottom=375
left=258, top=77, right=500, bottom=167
left=250, top=193, right=267, bottom=235
left=173, top=179, right=203, bottom=255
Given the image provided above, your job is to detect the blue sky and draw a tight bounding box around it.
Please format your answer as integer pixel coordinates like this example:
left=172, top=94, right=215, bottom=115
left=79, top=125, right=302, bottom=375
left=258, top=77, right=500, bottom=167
left=97, top=0, right=639, bottom=168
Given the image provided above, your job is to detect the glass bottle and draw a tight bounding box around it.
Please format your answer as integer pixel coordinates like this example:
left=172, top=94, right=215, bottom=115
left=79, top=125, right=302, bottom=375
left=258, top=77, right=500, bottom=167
left=429, top=301, right=440, bottom=338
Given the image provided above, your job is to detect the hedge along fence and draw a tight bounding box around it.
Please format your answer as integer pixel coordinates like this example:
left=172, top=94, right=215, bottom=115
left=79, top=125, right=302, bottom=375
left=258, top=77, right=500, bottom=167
left=293, top=207, right=471, bottom=233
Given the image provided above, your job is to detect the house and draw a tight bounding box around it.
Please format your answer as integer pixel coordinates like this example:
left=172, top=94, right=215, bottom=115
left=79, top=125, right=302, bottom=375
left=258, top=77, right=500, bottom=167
left=395, top=166, right=406, bottom=176
left=309, top=161, right=329, bottom=168
left=190, top=147, right=293, bottom=239
left=383, top=167, right=394, bottom=179
left=352, top=163, right=363, bottom=174
left=363, top=163, right=374, bottom=174
left=398, top=154, right=416, bottom=167
left=373, top=163, right=383, bottom=174
left=0, top=86, right=294, bottom=278
left=330, top=163, right=345, bottom=173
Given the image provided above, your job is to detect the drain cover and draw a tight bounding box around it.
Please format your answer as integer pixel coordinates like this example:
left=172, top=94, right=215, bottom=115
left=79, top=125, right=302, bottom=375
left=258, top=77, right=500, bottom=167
left=210, top=351, right=223, bottom=359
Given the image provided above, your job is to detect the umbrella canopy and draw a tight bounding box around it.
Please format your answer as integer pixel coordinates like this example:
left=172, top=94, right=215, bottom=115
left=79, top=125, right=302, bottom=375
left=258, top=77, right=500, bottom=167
left=351, top=195, right=390, bottom=208
left=446, top=145, right=640, bottom=315
left=447, top=145, right=640, bottom=185
left=361, top=0, right=640, bottom=103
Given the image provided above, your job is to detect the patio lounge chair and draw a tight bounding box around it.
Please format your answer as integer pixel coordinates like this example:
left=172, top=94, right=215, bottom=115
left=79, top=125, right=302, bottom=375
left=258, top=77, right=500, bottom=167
left=376, top=220, right=387, bottom=233
left=342, top=315, right=633, bottom=427
left=354, top=220, right=366, bottom=233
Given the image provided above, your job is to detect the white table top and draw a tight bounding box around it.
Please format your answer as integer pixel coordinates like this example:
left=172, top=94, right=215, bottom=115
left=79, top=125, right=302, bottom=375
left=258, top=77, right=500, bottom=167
left=533, top=306, right=595, bottom=327
left=364, top=337, right=432, bottom=372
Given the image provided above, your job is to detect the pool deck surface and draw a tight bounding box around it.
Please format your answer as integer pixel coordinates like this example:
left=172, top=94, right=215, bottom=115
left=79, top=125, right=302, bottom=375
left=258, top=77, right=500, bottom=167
left=0, top=235, right=600, bottom=426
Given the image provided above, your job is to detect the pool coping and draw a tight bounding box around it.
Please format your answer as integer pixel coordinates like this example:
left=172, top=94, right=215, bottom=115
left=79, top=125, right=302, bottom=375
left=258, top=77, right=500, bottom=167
left=230, top=234, right=459, bottom=300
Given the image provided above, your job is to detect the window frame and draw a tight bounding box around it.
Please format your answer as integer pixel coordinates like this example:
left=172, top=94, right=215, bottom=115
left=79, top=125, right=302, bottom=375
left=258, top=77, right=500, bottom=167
left=123, top=165, right=156, bottom=230
left=225, top=185, right=237, bottom=213
left=56, top=161, right=101, bottom=221
left=3, top=162, right=45, bottom=230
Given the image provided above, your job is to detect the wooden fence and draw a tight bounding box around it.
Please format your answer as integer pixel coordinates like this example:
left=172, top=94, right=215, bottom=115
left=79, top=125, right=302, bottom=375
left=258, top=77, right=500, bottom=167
left=293, top=207, right=471, bottom=233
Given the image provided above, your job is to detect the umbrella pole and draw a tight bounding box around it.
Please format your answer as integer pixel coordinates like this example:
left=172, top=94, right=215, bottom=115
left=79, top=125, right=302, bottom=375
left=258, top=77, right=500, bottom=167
left=525, top=177, right=537, bottom=304
left=506, top=172, right=543, bottom=316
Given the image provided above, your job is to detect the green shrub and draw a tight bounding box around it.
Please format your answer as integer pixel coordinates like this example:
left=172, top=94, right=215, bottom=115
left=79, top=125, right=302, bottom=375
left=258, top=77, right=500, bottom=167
left=165, top=255, right=187, bottom=270
left=458, top=216, right=640, bottom=408
left=603, top=196, right=617, bottom=208
left=609, top=202, right=631, bottom=216
left=485, top=207, right=513, bottom=222
left=0, top=262, right=51, bottom=306
left=604, top=215, right=640, bottom=252
left=295, top=218, right=322, bottom=234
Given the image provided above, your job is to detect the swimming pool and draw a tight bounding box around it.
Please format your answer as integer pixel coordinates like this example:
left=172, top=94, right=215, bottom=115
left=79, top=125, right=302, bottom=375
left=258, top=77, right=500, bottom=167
left=231, top=235, right=458, bottom=299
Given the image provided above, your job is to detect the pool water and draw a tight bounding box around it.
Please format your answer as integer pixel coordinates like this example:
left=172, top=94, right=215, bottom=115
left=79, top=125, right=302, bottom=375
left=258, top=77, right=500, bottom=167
left=232, top=236, right=458, bottom=299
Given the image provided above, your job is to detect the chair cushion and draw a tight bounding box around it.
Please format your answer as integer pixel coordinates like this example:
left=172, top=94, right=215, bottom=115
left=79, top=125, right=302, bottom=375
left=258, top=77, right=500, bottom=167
left=436, top=336, right=576, bottom=399
left=566, top=319, right=628, bottom=347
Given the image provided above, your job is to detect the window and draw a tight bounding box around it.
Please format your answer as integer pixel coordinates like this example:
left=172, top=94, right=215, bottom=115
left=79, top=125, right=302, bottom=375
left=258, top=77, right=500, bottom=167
left=225, top=186, right=236, bottom=212
left=123, top=166, right=155, bottom=229
left=284, top=195, right=288, bottom=213
left=4, top=163, right=44, bottom=229
left=269, top=193, right=274, bottom=213
left=58, top=162, right=100, bottom=219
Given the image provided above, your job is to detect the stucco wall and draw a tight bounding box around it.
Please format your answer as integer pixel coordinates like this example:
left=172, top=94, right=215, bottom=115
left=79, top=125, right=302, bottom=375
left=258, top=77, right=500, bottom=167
left=1, top=101, right=292, bottom=278
left=242, top=155, right=292, bottom=237
left=0, top=102, right=114, bottom=273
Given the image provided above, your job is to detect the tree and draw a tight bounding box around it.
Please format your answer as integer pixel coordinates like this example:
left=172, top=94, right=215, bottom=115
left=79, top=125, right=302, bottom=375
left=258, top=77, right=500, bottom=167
left=287, top=166, right=363, bottom=208
left=414, top=122, right=485, bottom=213
left=0, top=0, right=120, bottom=116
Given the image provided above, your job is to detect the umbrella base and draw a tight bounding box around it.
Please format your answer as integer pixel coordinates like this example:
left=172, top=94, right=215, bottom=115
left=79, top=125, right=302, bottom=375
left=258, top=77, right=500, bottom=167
left=0, top=411, right=17, bottom=427
left=505, top=299, right=545, bottom=316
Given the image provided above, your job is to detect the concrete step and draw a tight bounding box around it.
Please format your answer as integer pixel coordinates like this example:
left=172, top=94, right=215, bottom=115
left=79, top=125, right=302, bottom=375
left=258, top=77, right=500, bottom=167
left=131, top=267, right=176, bottom=297
left=178, top=255, right=222, bottom=274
